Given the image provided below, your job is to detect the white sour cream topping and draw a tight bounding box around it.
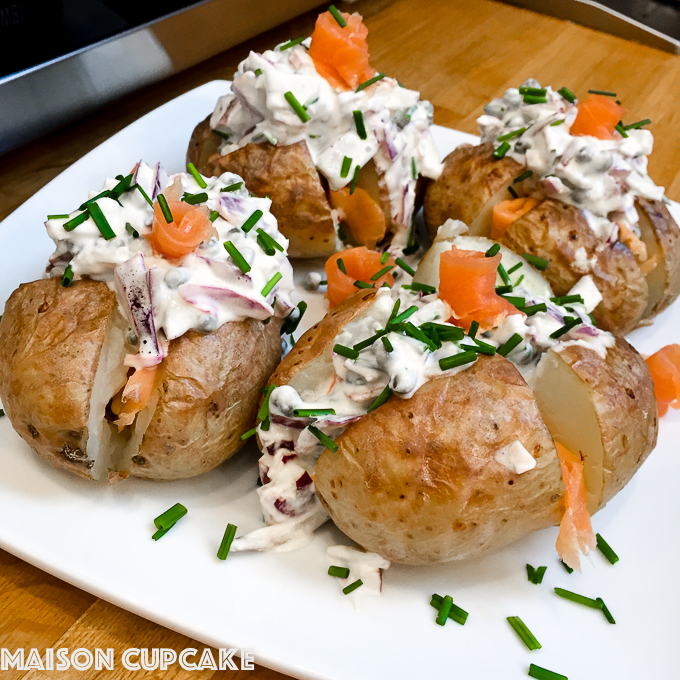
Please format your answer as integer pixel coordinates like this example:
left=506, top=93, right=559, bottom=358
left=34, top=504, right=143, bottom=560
left=45, top=162, right=294, bottom=350
left=494, top=440, right=536, bottom=474
left=478, top=79, right=665, bottom=240
left=326, top=545, right=390, bottom=597
left=210, top=40, right=442, bottom=240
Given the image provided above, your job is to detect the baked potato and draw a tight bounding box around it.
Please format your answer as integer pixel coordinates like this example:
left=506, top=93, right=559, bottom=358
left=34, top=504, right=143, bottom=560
left=187, top=8, right=442, bottom=259
left=0, top=161, right=294, bottom=482
left=424, top=81, right=680, bottom=335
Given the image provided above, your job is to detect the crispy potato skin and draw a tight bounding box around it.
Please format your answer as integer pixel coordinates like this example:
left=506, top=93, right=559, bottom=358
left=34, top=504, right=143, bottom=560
left=500, top=199, right=648, bottom=334
left=314, top=354, right=564, bottom=565
left=0, top=279, right=116, bottom=480
left=556, top=338, right=658, bottom=508
left=423, top=142, right=523, bottom=239
left=187, top=114, right=222, bottom=172
left=133, top=317, right=282, bottom=480
left=637, top=197, right=680, bottom=316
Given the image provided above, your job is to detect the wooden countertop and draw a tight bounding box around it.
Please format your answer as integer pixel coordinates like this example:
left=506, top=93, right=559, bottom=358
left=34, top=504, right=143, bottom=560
left=1, top=0, right=679, bottom=677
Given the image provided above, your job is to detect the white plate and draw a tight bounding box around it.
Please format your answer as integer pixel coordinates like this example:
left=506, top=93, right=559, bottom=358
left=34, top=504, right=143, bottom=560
left=1, top=81, right=679, bottom=680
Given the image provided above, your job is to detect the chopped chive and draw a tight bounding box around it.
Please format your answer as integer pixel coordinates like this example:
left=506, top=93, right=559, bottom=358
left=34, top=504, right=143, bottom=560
left=88, top=202, right=116, bottom=240
left=498, top=263, right=511, bottom=285
left=623, top=118, right=651, bottom=130
left=518, top=86, right=547, bottom=96
left=508, top=185, right=519, bottom=199
left=514, top=274, right=524, bottom=286
left=78, top=190, right=109, bottom=210
left=522, top=253, right=549, bottom=270
left=403, top=322, right=437, bottom=351
left=436, top=595, right=453, bottom=626
left=181, top=191, right=208, bottom=205
left=403, top=220, right=418, bottom=255
left=257, top=228, right=284, bottom=255
left=390, top=305, right=418, bottom=325
left=588, top=89, right=616, bottom=97
left=615, top=122, right=628, bottom=138
left=109, top=173, right=134, bottom=199
left=507, top=616, right=541, bottom=651
left=187, top=162, right=207, bottom=189
left=380, top=251, right=390, bottom=264
left=353, top=331, right=386, bottom=351
left=411, top=157, right=417, bottom=180
left=284, top=91, right=310, bottom=123
left=493, top=141, right=511, bottom=159
left=524, top=94, right=547, bottom=104
left=349, top=165, right=361, bottom=194
left=241, top=209, right=263, bottom=233
left=342, top=579, right=363, bottom=595
left=526, top=564, right=547, bottom=584
left=524, top=303, right=548, bottom=316
left=221, top=181, right=243, bottom=192
left=280, top=301, right=307, bottom=336
left=157, top=194, right=174, bottom=223
left=254, top=68, right=263, bottom=76
left=61, top=264, right=74, bottom=287
left=381, top=336, right=393, bottom=352
left=430, top=594, right=468, bottom=625
left=214, top=129, right=231, bottom=140
left=133, top=183, right=153, bottom=206
left=217, top=523, right=237, bottom=560
left=528, top=664, right=567, bottom=680
left=558, top=86, right=577, bottom=103
left=257, top=383, right=276, bottom=423
left=125, top=222, right=139, bottom=238
left=554, top=587, right=601, bottom=610
left=328, top=565, right=350, bottom=578
left=513, top=170, right=533, bottom=183
left=596, top=533, right=619, bottom=564
left=497, top=333, right=523, bottom=357
left=507, top=261, right=523, bottom=274
left=502, top=295, right=526, bottom=309
left=550, top=119, right=565, bottom=126
left=334, top=343, right=359, bottom=360
left=549, top=318, right=581, bottom=339
left=439, top=351, right=476, bottom=371
left=597, top=598, right=616, bottom=624
left=308, top=425, right=338, bottom=452
left=224, top=241, right=251, bottom=274
left=340, top=156, right=352, bottom=179
left=210, top=210, right=219, bottom=222
left=328, top=4, right=347, bottom=27
left=47, top=214, right=70, bottom=220
left=293, top=408, right=336, bottom=419
left=355, top=73, right=386, bottom=92
left=395, top=257, right=415, bottom=276
left=63, top=210, right=90, bottom=232
left=337, top=258, right=347, bottom=274
left=460, top=341, right=495, bottom=356
left=495, top=285, right=513, bottom=295
left=551, top=294, right=584, bottom=306
left=370, top=265, right=393, bottom=280
left=280, top=36, right=305, bottom=50
left=152, top=527, right=172, bottom=541
left=485, top=244, right=501, bottom=257
left=0, top=409, right=4, bottom=416
left=497, top=127, right=526, bottom=142
left=561, top=560, right=574, bottom=574
left=241, top=427, right=257, bottom=441
left=353, top=110, right=367, bottom=140
left=154, top=503, right=188, bottom=531
left=468, top=320, right=480, bottom=339
left=367, top=386, right=392, bottom=413
left=388, top=298, right=401, bottom=323
left=262, top=272, right=282, bottom=297
left=403, top=281, right=437, bottom=295
left=353, top=280, right=374, bottom=289
left=319, top=280, right=327, bottom=286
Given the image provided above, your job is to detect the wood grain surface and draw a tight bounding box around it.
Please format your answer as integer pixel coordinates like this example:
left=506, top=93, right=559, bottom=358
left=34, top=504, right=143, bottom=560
left=1, top=0, right=679, bottom=677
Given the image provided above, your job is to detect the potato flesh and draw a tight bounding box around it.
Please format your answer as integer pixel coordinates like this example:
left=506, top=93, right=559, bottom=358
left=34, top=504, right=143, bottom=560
left=532, top=349, right=604, bottom=514
left=636, top=207, right=667, bottom=318
left=468, top=180, right=517, bottom=236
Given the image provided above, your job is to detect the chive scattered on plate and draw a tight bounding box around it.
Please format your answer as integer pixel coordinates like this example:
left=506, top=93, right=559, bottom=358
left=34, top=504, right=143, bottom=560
left=342, top=579, right=363, bottom=595
left=328, top=565, right=350, bottom=578
left=596, top=533, right=620, bottom=564
left=507, top=616, right=541, bottom=650
left=217, top=523, right=238, bottom=560
left=528, top=663, right=567, bottom=680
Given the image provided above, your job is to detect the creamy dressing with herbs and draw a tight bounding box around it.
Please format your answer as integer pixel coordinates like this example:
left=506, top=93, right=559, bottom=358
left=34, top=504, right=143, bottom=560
left=210, top=39, right=442, bottom=242
left=326, top=545, right=390, bottom=597
left=45, top=161, right=294, bottom=360
left=478, top=79, right=664, bottom=241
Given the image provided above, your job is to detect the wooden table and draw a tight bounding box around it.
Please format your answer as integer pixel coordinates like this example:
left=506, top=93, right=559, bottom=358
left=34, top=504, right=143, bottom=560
left=1, top=0, right=679, bottom=677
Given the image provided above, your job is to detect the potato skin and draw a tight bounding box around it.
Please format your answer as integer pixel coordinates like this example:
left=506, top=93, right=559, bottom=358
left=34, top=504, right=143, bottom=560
left=500, top=199, right=648, bottom=334
left=133, top=317, right=283, bottom=480
left=0, top=278, right=116, bottom=480
left=423, top=142, right=523, bottom=238
left=557, top=338, right=658, bottom=509
left=187, top=114, right=222, bottom=173
left=314, top=354, right=564, bottom=565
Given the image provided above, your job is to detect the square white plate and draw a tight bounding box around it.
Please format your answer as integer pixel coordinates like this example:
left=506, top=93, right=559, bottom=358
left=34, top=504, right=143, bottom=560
left=1, top=81, right=678, bottom=680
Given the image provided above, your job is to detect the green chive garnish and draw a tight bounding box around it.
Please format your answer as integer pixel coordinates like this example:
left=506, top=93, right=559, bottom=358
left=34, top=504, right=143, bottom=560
left=262, top=272, right=282, bottom=297
left=380, top=251, right=389, bottom=264
left=515, top=274, right=524, bottom=287
left=254, top=68, right=262, bottom=76
left=241, top=427, right=257, bottom=441
left=508, top=185, right=519, bottom=199
left=623, top=118, right=651, bottom=130
left=439, top=351, right=476, bottom=371
left=328, top=565, right=350, bottom=578
left=221, top=181, right=243, bottom=192
left=367, top=386, right=392, bottom=413
left=388, top=298, right=401, bottom=323
left=514, top=170, right=533, bottom=183
left=337, top=258, right=347, bottom=274
left=78, top=190, right=109, bottom=210
left=469, top=320, right=480, bottom=339
left=88, top=202, right=116, bottom=240
left=47, top=214, right=70, bottom=220
left=507, top=261, right=523, bottom=274
left=152, top=527, right=171, bottom=541
left=503, top=295, right=526, bottom=309
left=460, top=341, right=495, bottom=356
left=353, top=110, right=367, bottom=140
left=370, top=265, right=393, bottom=280
left=257, top=228, right=284, bottom=255
left=217, top=523, right=237, bottom=560
left=355, top=73, right=386, bottom=93
left=497, top=263, right=511, bottom=286
left=257, top=383, right=276, bottom=423
left=524, top=303, right=547, bottom=316
left=493, top=142, right=511, bottom=158
left=558, top=87, right=576, bottom=103
left=284, top=91, right=310, bottom=123
left=353, top=280, right=374, bottom=289
left=334, top=344, right=359, bottom=360
left=341, top=156, right=352, bottom=179
left=495, top=285, right=513, bottom=295
left=349, top=165, right=361, bottom=194
left=181, top=191, right=208, bottom=205
left=485, top=244, right=500, bottom=257
left=241, top=209, right=263, bottom=233
left=0, top=409, right=4, bottom=417
left=329, top=4, right=347, bottom=27
left=561, top=560, right=574, bottom=574
left=526, top=564, right=547, bottom=584
left=588, top=89, right=616, bottom=97
left=154, top=503, right=188, bottom=531
left=125, top=223, right=139, bottom=238
left=551, top=294, right=584, bottom=306
left=549, top=317, right=581, bottom=339
left=353, top=331, right=386, bottom=351
left=497, top=127, right=526, bottom=142
left=63, top=210, right=89, bottom=232
left=554, top=587, right=601, bottom=610
left=436, top=595, right=453, bottom=626
left=281, top=301, right=307, bottom=336
left=109, top=173, right=134, bottom=200
left=157, top=194, right=174, bottom=223
left=522, top=253, right=549, bottom=270
left=187, top=162, right=207, bottom=189
left=381, top=336, right=393, bottom=352
left=596, top=533, right=619, bottom=564
left=224, top=241, right=251, bottom=274
left=597, top=598, right=616, bottom=624
left=390, top=305, right=418, bottom=325
left=528, top=664, right=567, bottom=680
left=403, top=281, right=437, bottom=295
left=615, top=122, right=628, bottom=138
left=308, top=425, right=338, bottom=452
left=293, top=408, right=336, bottom=417
left=550, top=119, right=565, bottom=126
left=507, top=616, right=541, bottom=650
left=411, top=157, right=417, bottom=180
left=280, top=36, right=305, bottom=50
left=497, top=333, right=523, bottom=357
left=523, top=95, right=547, bottom=104
left=134, top=183, right=153, bottom=206
left=342, top=579, right=363, bottom=595
left=518, top=86, right=547, bottom=96
left=210, top=210, right=219, bottom=222
left=61, top=265, right=74, bottom=287
left=430, top=594, right=468, bottom=625
left=395, top=257, right=415, bottom=276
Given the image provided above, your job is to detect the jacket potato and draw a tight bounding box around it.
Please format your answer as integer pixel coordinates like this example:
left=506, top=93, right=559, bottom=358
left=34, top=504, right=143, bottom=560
left=423, top=81, right=680, bottom=335
left=0, top=161, right=294, bottom=482
left=187, top=9, right=442, bottom=259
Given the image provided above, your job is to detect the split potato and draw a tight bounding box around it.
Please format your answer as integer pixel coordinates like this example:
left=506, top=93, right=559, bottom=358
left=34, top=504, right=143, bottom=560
left=0, top=278, right=282, bottom=481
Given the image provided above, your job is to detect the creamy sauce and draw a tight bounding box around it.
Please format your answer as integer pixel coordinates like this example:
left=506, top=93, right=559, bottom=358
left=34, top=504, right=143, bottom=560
left=478, top=79, right=664, bottom=241
left=45, top=162, right=294, bottom=359
left=210, top=39, right=442, bottom=243
left=494, top=440, right=536, bottom=474
left=326, top=545, right=390, bottom=597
